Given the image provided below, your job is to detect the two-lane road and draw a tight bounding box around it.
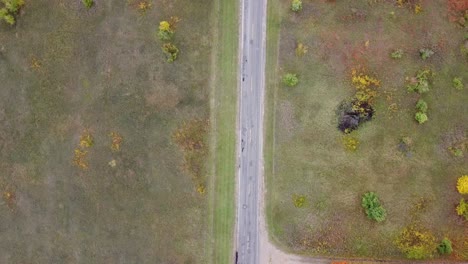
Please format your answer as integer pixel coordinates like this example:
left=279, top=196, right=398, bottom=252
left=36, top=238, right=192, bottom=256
left=236, top=0, right=267, bottom=262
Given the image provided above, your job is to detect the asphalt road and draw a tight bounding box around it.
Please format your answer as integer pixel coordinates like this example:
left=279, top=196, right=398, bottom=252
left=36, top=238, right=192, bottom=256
left=235, top=0, right=267, bottom=262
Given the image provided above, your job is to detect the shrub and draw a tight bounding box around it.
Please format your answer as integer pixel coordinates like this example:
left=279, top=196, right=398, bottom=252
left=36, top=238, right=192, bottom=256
left=437, top=238, right=453, bottom=255
left=457, top=175, right=468, bottom=194
left=456, top=198, right=468, bottom=220
left=407, top=69, right=432, bottom=94
left=420, top=48, right=434, bottom=60
left=82, top=0, right=93, bottom=8
left=291, top=0, right=302, bottom=12
left=395, top=225, right=436, bottom=259
left=293, top=194, right=306, bottom=208
left=390, top=49, right=404, bottom=59
left=162, top=43, right=179, bottom=62
left=361, top=192, right=386, bottom=222
left=282, top=73, right=299, bottom=87
left=453, top=77, right=464, bottom=90
left=415, top=99, right=428, bottom=113
left=415, top=112, right=428, bottom=124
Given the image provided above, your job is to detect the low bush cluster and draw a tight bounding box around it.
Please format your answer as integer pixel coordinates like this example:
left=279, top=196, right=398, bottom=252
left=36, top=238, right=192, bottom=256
left=361, top=192, right=386, bottom=222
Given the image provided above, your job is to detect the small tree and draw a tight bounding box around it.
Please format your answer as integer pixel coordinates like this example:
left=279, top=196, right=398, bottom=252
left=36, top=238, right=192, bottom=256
left=291, top=0, right=302, bottom=12
left=361, top=192, right=386, bottom=222
left=282, top=73, right=299, bottom=87
left=437, top=238, right=453, bottom=255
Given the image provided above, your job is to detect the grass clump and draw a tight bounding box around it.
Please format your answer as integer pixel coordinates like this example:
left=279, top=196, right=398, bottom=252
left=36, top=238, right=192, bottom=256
left=407, top=69, right=432, bottom=94
left=415, top=112, right=428, bottom=124
left=295, top=42, right=308, bottom=57
left=292, top=194, right=306, bottom=208
left=395, top=224, right=436, bottom=259
left=0, top=0, right=24, bottom=25
left=453, top=77, right=464, bottom=90
left=390, top=49, right=404, bottom=59
left=82, top=0, right=93, bottom=9
left=437, top=238, right=453, bottom=255
left=282, top=73, right=299, bottom=87
left=361, top=192, right=386, bottom=222
left=419, top=48, right=434, bottom=60
left=291, top=0, right=302, bottom=12
left=342, top=135, right=359, bottom=151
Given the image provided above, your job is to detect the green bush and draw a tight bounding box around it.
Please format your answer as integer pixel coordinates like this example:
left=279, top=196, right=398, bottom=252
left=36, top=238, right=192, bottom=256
left=420, top=48, right=434, bottom=60
left=407, top=69, right=432, bottom=94
left=82, top=0, right=93, bottom=9
left=282, top=73, right=299, bottom=87
left=0, top=0, right=24, bottom=25
left=291, top=0, right=302, bottom=12
left=437, top=238, right=453, bottom=255
left=361, top=192, right=386, bottom=222
left=453, top=77, right=464, bottom=90
left=390, top=49, right=404, bottom=59
left=415, top=112, right=428, bottom=124
left=415, top=99, right=428, bottom=113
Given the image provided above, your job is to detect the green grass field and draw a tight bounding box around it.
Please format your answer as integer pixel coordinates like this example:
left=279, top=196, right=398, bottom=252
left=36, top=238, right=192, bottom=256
left=266, top=0, right=468, bottom=261
left=0, top=0, right=218, bottom=263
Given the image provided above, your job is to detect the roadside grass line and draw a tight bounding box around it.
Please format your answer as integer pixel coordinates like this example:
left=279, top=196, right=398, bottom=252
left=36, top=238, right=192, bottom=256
left=264, top=0, right=282, bottom=246
left=207, top=0, right=238, bottom=262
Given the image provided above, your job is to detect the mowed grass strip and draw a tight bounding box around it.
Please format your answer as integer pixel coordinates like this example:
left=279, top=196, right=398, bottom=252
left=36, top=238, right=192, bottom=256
left=209, top=0, right=238, bottom=262
left=264, top=0, right=283, bottom=246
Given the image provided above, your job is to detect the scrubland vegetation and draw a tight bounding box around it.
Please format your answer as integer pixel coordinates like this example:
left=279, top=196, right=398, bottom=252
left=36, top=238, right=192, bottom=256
left=266, top=0, right=468, bottom=260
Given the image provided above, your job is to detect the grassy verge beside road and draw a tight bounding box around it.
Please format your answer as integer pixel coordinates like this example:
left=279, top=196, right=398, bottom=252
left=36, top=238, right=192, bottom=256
left=208, top=0, right=238, bottom=262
